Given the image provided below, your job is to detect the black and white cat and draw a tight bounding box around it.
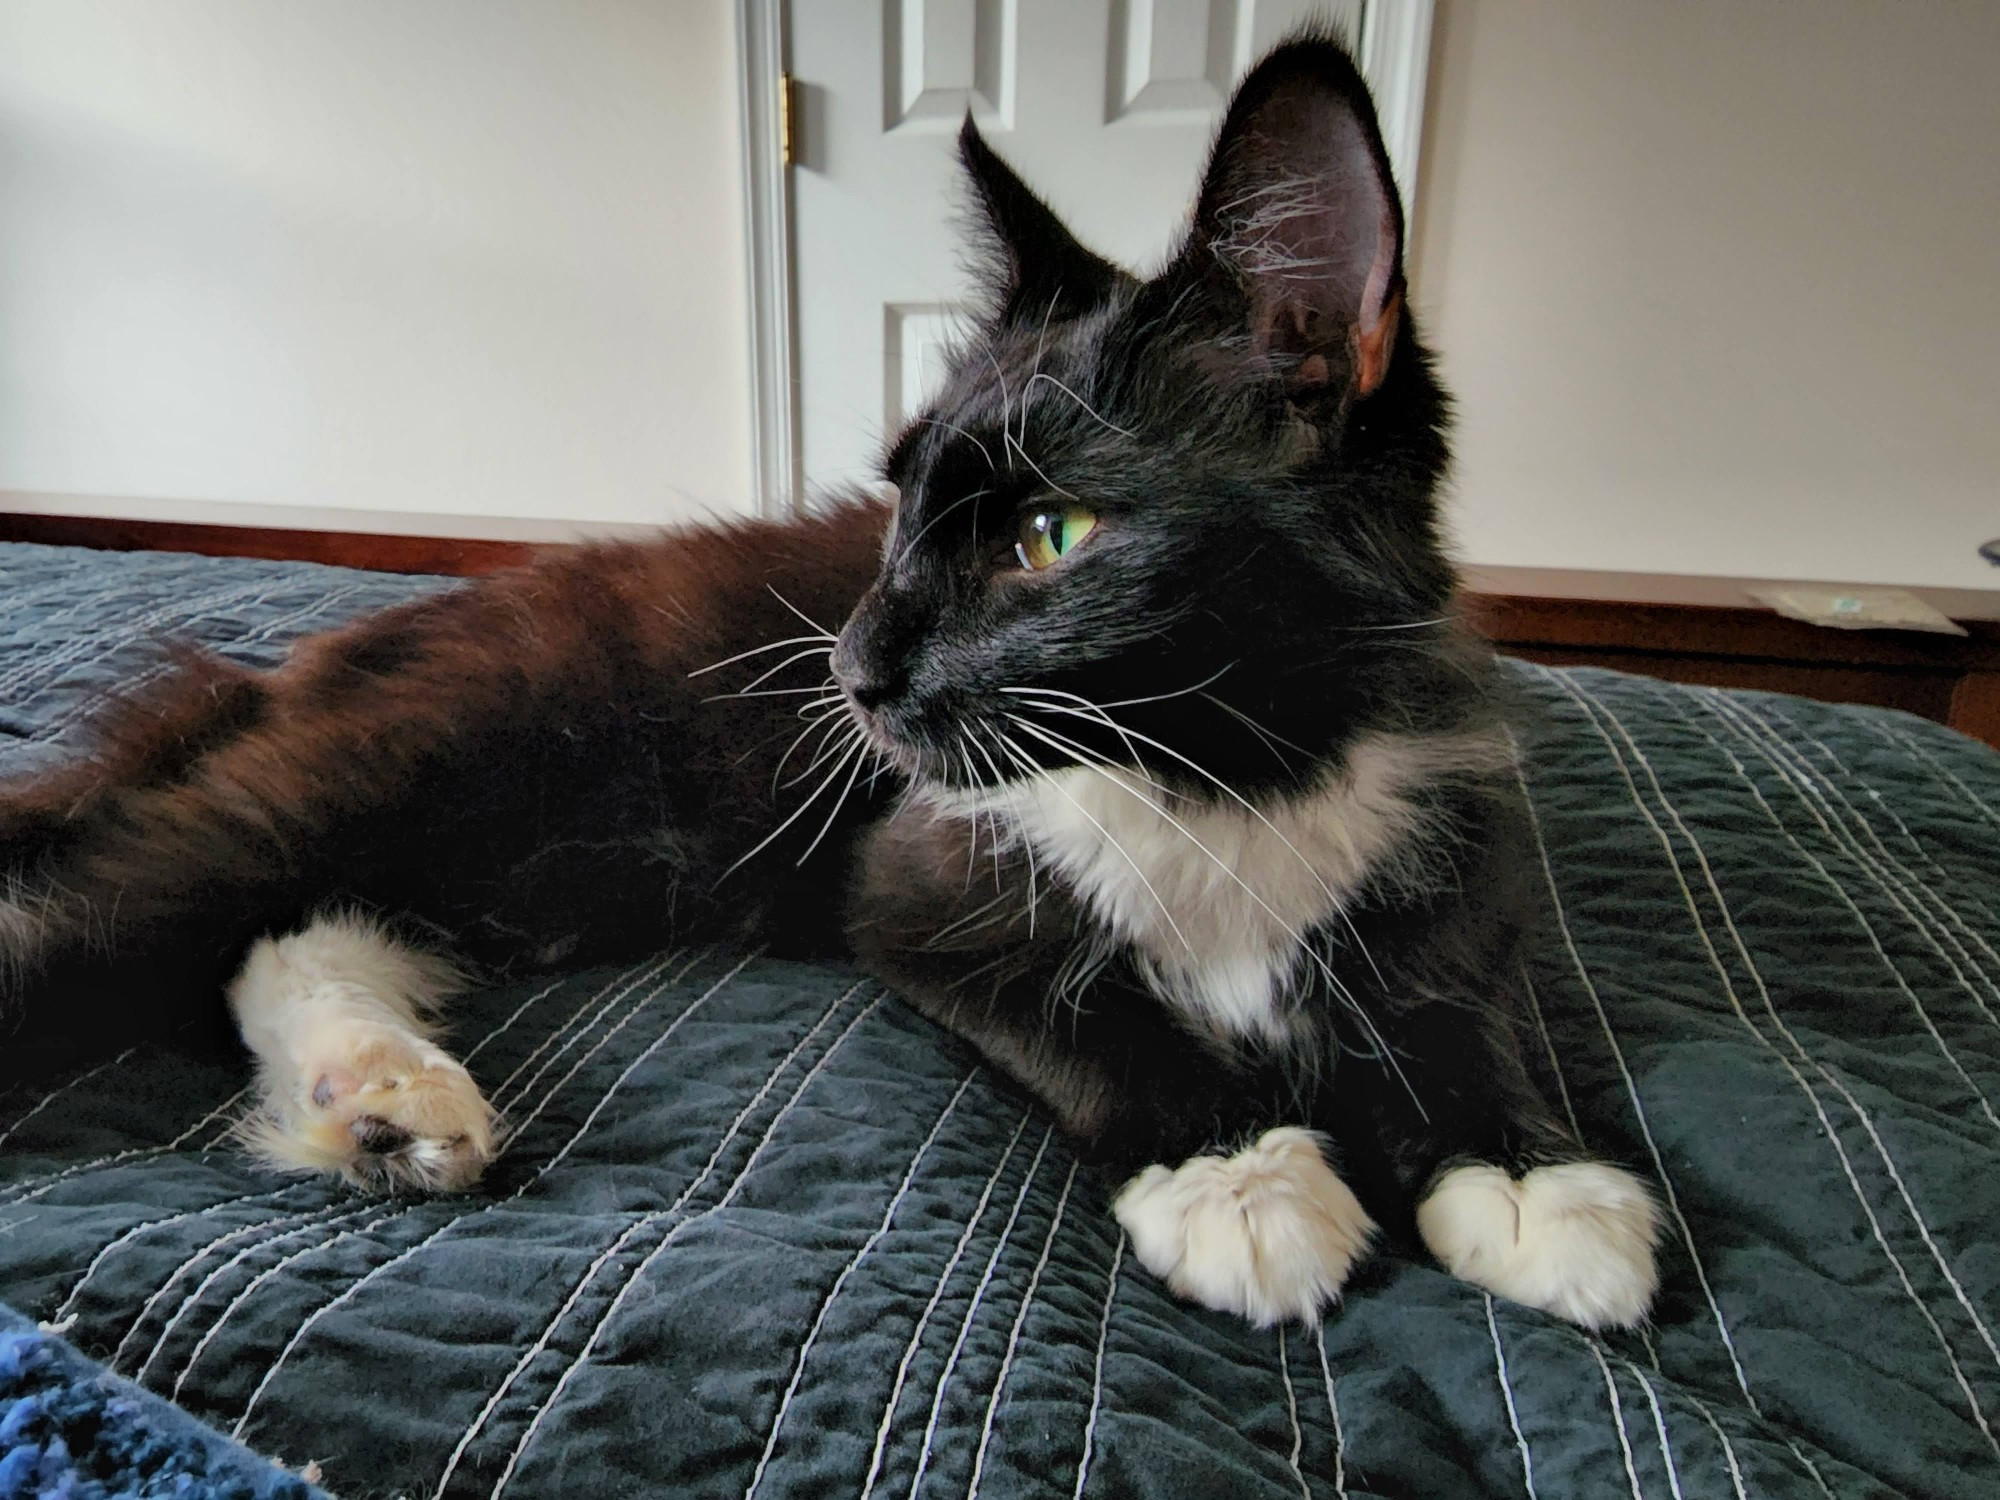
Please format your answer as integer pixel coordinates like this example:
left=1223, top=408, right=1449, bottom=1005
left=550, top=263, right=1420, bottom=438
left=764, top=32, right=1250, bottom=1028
left=0, top=36, right=1659, bottom=1331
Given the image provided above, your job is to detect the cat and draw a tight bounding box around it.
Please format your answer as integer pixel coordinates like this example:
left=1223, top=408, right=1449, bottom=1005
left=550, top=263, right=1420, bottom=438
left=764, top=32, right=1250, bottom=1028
left=0, top=36, right=1659, bottom=1331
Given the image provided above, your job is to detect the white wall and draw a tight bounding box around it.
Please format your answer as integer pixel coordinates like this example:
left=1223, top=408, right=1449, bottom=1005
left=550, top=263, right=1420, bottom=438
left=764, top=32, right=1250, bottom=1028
left=0, top=0, right=753, bottom=536
left=1410, top=0, right=2000, bottom=590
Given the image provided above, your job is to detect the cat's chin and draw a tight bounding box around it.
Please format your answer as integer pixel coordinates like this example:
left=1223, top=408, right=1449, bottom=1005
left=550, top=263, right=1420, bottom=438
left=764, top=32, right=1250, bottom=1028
left=906, top=773, right=1026, bottom=824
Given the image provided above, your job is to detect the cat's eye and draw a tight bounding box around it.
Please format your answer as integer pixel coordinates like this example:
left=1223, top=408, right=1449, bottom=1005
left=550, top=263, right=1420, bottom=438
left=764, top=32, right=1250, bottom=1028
left=1015, top=507, right=1098, bottom=571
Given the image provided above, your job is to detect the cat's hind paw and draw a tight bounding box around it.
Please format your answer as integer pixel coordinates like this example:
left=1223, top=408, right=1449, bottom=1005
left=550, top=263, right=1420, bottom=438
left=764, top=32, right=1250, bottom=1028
left=238, top=1026, right=497, bottom=1192
left=1417, top=1160, right=1660, bottom=1329
left=1113, top=1127, right=1377, bottom=1327
left=228, top=914, right=496, bottom=1193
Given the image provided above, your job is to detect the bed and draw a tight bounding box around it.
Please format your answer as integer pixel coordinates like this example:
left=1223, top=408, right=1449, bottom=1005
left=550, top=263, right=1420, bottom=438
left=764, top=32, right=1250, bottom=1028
left=1, top=539, right=1996, bottom=1499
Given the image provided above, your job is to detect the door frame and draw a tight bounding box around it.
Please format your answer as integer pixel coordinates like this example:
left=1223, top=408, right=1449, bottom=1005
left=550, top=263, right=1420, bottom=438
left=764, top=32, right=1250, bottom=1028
left=734, top=0, right=1437, bottom=516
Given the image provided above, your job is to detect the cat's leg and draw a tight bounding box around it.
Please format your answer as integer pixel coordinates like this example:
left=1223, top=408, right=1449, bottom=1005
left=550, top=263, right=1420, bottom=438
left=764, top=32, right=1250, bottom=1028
left=912, top=964, right=1377, bottom=1326
left=850, top=819, right=1375, bottom=1326
left=227, top=912, right=496, bottom=1191
left=1335, top=995, right=1661, bottom=1330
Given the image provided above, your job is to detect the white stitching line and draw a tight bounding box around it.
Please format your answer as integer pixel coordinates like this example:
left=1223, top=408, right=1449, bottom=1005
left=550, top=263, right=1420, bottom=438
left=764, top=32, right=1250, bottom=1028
left=1586, top=1337, right=1646, bottom=1500
left=1634, top=1323, right=1662, bottom=1375
left=491, top=955, right=679, bottom=1112
left=118, top=1200, right=369, bottom=1376
left=1510, top=705, right=1761, bottom=1414
left=505, top=951, right=750, bottom=1187
left=1675, top=690, right=2000, bottom=1134
left=429, top=980, right=863, bottom=1496
left=0, top=1049, right=137, bottom=1152
left=1277, top=1327, right=1311, bottom=1500
left=1841, top=753, right=2000, bottom=944
left=1799, top=717, right=2000, bottom=981
left=1654, top=689, right=2000, bottom=1379
left=856, top=1112, right=1034, bottom=1500
left=52, top=1182, right=330, bottom=1324
left=1561, top=675, right=2000, bottom=1419
left=114, top=956, right=685, bottom=1375
left=0, top=574, right=299, bottom=706
left=169, top=1202, right=410, bottom=1401
left=461, top=974, right=574, bottom=1068
left=1485, top=1294, right=1537, bottom=1500
left=57, top=965, right=619, bottom=1338
left=1740, top=696, right=2000, bottom=1031
left=1556, top=670, right=2000, bottom=1477
left=1069, top=1235, right=1124, bottom=1500
left=1518, top=965, right=1582, bottom=1139
left=741, top=1068, right=983, bottom=1500
left=0, top=558, right=386, bottom=706
left=903, top=1126, right=1055, bottom=1500
left=229, top=950, right=732, bottom=1442
left=1679, top=1390, right=1751, bottom=1500
left=1617, top=1350, right=1685, bottom=1500
left=0, top=1087, right=251, bottom=1206
left=966, top=1156, right=1080, bottom=1500
left=491, top=989, right=887, bottom=1499
left=1869, top=718, right=2000, bottom=832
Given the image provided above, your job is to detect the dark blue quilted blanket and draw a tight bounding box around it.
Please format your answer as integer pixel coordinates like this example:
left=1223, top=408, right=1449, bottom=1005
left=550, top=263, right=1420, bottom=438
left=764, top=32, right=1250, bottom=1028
left=1, top=540, right=1997, bottom=1499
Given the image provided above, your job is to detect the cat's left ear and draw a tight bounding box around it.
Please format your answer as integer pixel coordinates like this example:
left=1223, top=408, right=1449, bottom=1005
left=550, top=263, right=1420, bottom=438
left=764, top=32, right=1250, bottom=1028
left=1187, top=39, right=1405, bottom=401
left=960, top=118, right=1123, bottom=327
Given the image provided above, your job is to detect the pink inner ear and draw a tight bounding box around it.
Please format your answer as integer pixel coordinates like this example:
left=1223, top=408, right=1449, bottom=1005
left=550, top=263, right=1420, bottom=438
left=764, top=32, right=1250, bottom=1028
left=1358, top=203, right=1398, bottom=335
left=1211, top=98, right=1402, bottom=394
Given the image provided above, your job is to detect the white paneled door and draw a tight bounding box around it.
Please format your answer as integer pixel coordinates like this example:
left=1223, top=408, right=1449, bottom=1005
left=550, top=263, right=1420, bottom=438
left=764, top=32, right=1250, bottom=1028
left=778, top=0, right=1429, bottom=502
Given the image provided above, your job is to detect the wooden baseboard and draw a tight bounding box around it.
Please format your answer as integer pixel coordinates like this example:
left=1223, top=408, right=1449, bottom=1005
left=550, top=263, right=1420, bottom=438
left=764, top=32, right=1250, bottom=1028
left=0, top=511, right=541, bottom=576
left=7, top=511, right=2000, bottom=748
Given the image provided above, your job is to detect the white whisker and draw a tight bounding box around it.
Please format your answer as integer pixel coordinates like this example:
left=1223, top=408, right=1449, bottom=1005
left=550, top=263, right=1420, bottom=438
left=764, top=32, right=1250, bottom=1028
left=1023, top=371, right=1137, bottom=440
left=992, top=732, right=1193, bottom=959
left=764, top=585, right=840, bottom=640
left=688, top=633, right=835, bottom=678
left=722, top=724, right=866, bottom=880
left=1003, top=711, right=1422, bottom=1117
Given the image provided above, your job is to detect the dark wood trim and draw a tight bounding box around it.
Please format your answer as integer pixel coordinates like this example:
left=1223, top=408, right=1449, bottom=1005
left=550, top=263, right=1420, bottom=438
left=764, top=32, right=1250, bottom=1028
left=1949, top=672, right=2000, bottom=747
left=7, top=511, right=2000, bottom=749
left=0, top=512, right=542, bottom=576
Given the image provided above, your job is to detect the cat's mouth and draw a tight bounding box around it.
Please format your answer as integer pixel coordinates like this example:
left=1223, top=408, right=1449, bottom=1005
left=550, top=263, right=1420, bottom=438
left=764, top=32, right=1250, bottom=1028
left=840, top=692, right=1029, bottom=804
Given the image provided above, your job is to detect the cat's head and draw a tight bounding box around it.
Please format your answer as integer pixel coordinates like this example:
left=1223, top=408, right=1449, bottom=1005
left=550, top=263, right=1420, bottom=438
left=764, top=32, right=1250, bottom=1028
left=831, top=36, right=1475, bottom=807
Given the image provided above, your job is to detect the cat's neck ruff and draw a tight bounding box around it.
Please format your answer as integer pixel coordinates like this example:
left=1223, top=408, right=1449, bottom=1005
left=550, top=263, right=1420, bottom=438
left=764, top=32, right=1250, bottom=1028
left=986, top=730, right=1513, bottom=1045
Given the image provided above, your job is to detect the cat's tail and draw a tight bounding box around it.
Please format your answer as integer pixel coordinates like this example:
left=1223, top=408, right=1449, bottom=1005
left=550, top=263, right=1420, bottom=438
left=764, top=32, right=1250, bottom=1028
left=0, top=649, right=310, bottom=1076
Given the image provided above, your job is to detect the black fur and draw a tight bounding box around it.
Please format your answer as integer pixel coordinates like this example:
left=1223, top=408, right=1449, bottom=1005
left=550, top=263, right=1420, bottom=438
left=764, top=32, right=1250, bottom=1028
left=1, top=38, right=1596, bottom=1269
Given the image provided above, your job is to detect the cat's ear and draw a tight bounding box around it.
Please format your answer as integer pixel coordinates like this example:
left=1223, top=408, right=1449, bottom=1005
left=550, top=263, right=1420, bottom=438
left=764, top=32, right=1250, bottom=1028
left=959, top=117, right=1122, bottom=326
left=1186, top=37, right=1405, bottom=400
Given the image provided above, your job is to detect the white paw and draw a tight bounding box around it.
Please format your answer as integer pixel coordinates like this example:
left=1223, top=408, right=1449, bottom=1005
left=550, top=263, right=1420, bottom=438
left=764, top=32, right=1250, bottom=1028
left=1113, top=1127, right=1377, bottom=1327
left=228, top=914, right=495, bottom=1192
left=239, top=1024, right=497, bottom=1192
left=1417, top=1161, right=1661, bottom=1329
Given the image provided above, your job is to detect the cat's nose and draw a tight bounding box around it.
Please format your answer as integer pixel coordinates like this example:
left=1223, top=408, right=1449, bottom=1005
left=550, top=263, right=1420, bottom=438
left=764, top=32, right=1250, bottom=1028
left=835, top=661, right=904, bottom=712
left=831, top=633, right=904, bottom=711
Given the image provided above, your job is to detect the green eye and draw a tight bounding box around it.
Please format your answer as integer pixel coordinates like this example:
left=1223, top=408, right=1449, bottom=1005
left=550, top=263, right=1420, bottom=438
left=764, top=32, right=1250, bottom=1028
left=1015, top=507, right=1098, bottom=571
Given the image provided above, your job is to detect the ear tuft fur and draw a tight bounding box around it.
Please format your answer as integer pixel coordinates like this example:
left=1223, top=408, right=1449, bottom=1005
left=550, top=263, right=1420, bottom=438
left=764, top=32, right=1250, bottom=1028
left=1187, top=36, right=1406, bottom=400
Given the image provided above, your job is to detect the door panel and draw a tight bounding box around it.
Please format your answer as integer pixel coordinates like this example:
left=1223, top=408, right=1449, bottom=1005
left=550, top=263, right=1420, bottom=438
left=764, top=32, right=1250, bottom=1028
left=791, top=0, right=1366, bottom=497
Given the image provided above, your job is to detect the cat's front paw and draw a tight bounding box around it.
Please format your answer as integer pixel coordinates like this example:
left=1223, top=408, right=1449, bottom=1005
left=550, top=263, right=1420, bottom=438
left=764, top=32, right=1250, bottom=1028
left=1417, top=1161, right=1660, bottom=1329
left=1113, top=1127, right=1377, bottom=1327
left=241, top=1026, right=497, bottom=1192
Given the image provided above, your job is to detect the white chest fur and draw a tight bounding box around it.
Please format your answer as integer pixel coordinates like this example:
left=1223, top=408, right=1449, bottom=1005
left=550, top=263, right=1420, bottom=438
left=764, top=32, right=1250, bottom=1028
left=997, top=731, right=1509, bottom=1044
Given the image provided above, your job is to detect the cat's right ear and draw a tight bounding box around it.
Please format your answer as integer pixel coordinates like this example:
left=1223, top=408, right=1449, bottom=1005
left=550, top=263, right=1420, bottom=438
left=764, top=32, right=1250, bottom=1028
left=959, top=117, right=1122, bottom=327
left=1181, top=37, right=1406, bottom=403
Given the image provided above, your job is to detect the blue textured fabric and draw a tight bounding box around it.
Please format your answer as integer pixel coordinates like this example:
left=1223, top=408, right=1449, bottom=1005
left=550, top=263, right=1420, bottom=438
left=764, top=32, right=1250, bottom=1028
left=0, top=1304, right=325, bottom=1499
left=1, top=540, right=1998, bottom=1499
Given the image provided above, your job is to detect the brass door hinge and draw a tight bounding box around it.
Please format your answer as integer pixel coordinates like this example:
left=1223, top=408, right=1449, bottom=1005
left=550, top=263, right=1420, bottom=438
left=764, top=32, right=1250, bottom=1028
left=780, top=71, right=795, bottom=167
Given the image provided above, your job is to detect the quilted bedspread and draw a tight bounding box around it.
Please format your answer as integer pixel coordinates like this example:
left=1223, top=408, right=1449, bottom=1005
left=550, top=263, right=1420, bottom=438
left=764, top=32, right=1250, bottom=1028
left=0, top=540, right=1997, bottom=1500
